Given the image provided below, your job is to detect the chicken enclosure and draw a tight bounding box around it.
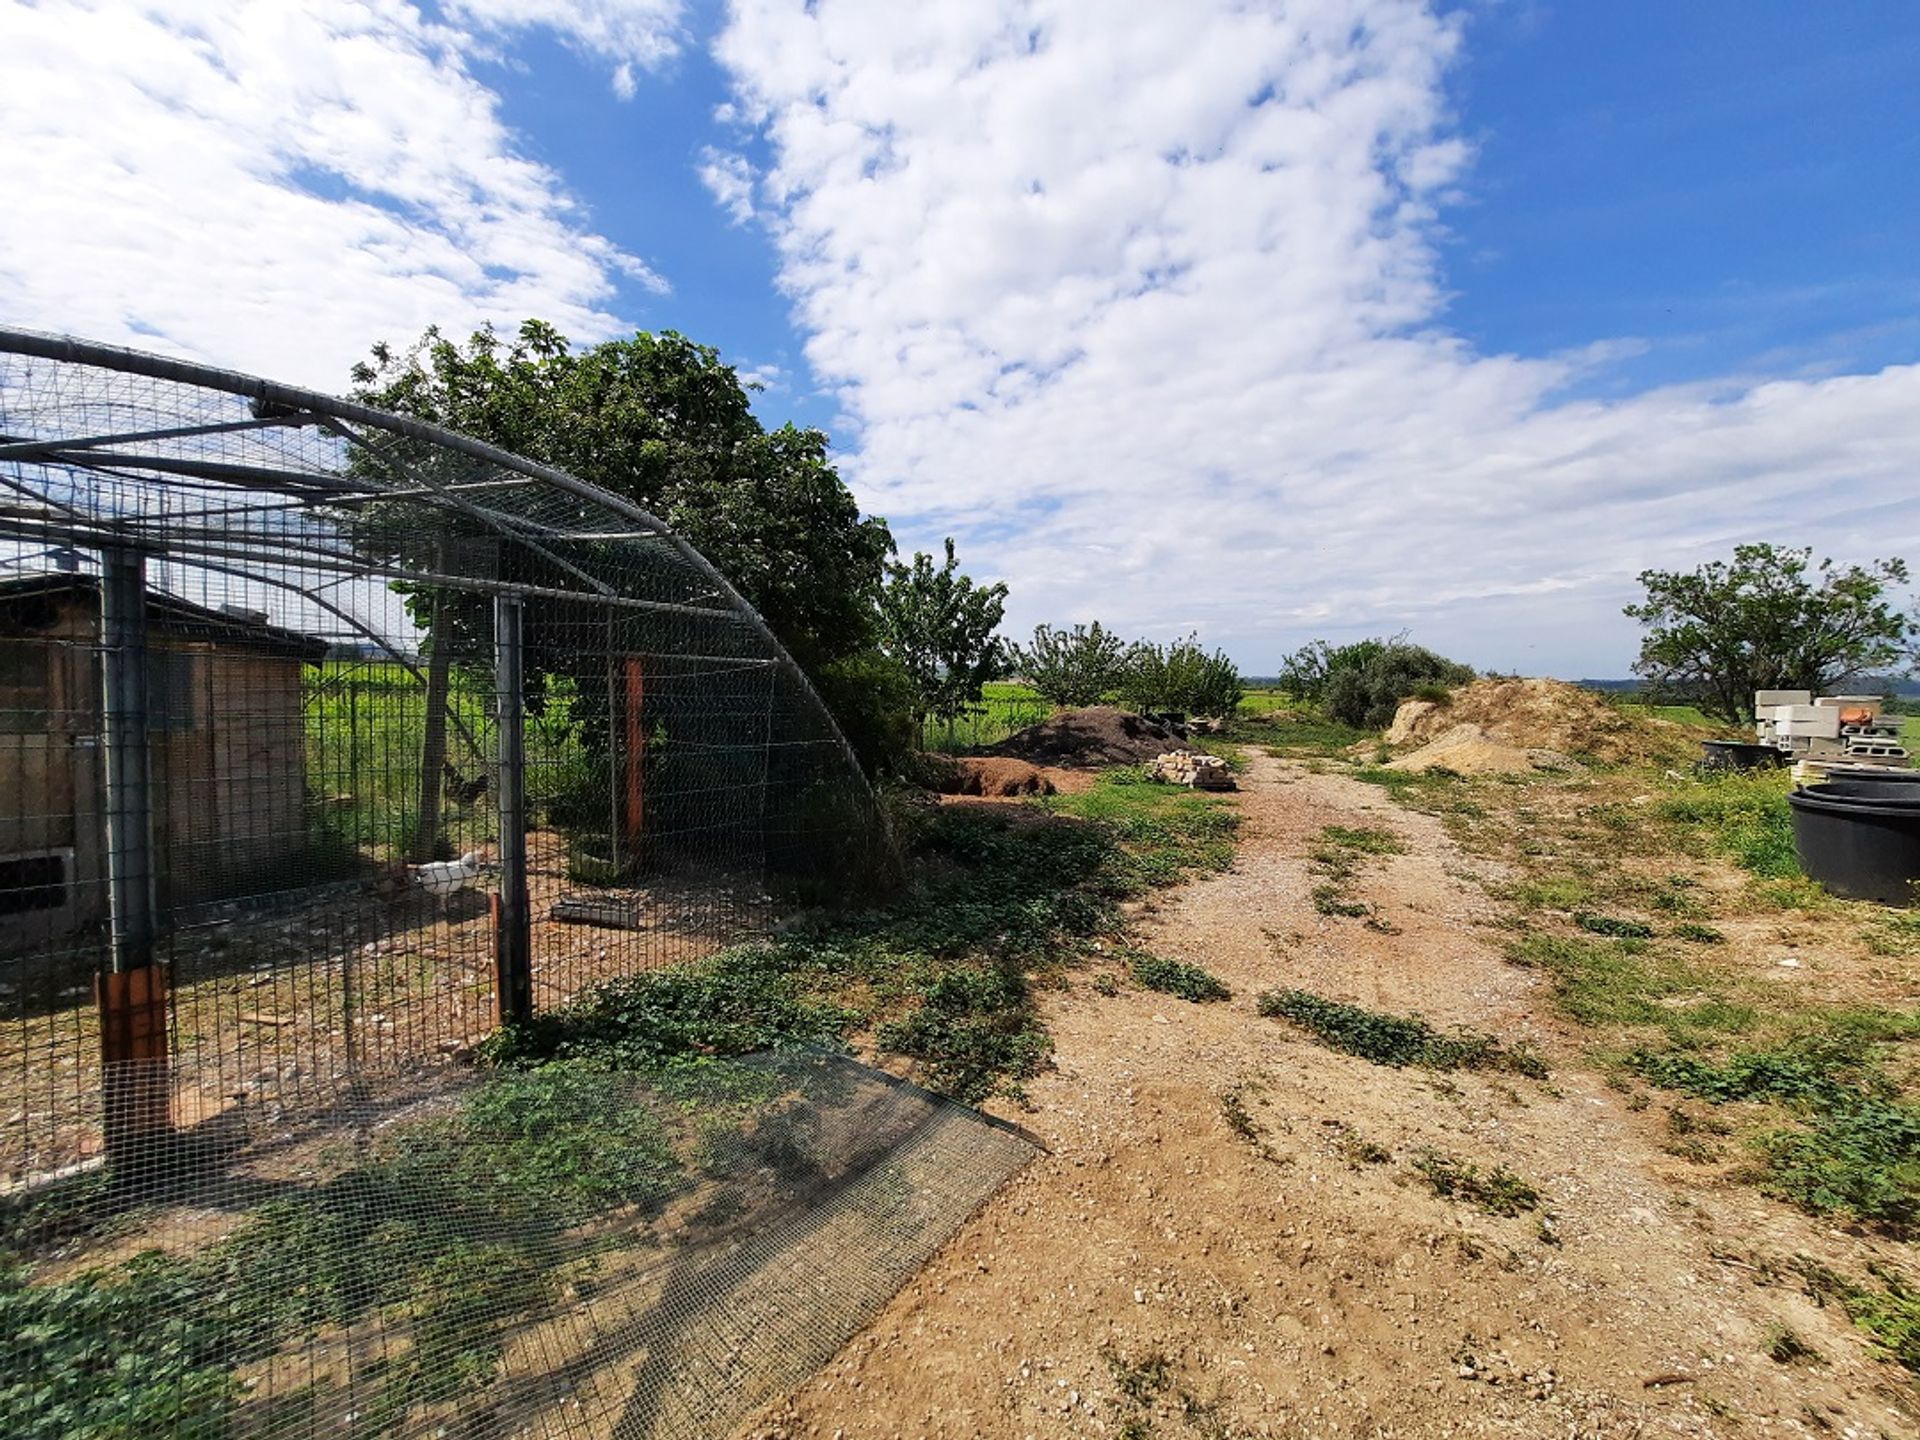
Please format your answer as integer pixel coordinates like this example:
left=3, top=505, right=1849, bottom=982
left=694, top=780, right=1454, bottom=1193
left=0, top=328, right=890, bottom=1184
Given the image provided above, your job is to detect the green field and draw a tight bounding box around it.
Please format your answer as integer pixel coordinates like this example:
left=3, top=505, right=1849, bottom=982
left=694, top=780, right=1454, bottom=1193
left=918, top=681, right=1053, bottom=752
left=304, top=660, right=593, bottom=860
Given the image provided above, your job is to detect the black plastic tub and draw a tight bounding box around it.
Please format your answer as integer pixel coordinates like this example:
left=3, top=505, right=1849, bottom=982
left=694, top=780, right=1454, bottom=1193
left=1788, top=784, right=1920, bottom=905
left=1812, top=769, right=1920, bottom=798
left=1700, top=740, right=1787, bottom=771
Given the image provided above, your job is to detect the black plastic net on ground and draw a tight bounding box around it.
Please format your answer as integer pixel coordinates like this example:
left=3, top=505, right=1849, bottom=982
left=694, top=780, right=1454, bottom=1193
left=2, top=1052, right=1037, bottom=1439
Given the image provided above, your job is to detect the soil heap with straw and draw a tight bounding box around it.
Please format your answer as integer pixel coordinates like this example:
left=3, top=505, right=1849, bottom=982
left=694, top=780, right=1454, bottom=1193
left=1384, top=677, right=1697, bottom=772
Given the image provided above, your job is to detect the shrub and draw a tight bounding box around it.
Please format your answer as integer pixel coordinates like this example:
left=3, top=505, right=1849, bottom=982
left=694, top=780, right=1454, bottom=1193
left=1323, top=643, right=1475, bottom=729
left=813, top=649, right=921, bottom=775
left=1276, top=638, right=1388, bottom=704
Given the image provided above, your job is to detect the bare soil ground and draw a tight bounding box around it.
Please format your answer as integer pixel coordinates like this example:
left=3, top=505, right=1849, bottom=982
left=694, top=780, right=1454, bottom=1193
left=0, top=833, right=764, bottom=1185
left=740, top=753, right=1917, bottom=1439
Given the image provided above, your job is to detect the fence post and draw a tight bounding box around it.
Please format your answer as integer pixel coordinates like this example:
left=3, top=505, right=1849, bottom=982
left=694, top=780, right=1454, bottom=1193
left=493, top=594, right=532, bottom=1025
left=98, top=544, right=168, bottom=1169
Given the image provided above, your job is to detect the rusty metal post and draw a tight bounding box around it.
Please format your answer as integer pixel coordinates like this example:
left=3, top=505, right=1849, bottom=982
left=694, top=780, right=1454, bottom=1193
left=98, top=545, right=169, bottom=1167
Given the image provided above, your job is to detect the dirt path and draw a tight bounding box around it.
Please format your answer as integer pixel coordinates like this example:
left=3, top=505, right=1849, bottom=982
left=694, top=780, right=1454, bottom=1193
left=740, top=754, right=1916, bottom=1439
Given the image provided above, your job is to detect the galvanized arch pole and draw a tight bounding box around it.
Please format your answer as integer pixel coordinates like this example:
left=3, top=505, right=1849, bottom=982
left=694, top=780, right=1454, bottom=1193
left=97, top=544, right=170, bottom=1169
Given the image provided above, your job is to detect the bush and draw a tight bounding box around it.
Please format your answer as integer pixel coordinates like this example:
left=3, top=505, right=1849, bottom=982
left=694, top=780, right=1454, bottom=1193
left=1276, top=638, right=1388, bottom=704
left=1323, top=643, right=1475, bottom=729
left=813, top=649, right=920, bottom=776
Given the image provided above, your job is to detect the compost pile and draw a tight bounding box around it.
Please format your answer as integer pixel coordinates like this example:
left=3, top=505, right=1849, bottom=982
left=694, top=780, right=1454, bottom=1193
left=984, top=706, right=1179, bottom=768
left=1384, top=677, right=1694, bottom=772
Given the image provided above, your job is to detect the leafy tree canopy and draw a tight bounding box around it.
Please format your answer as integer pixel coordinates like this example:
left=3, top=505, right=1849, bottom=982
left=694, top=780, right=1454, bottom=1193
left=1625, top=544, right=1915, bottom=723
left=351, top=319, right=894, bottom=677
left=878, top=538, right=1009, bottom=726
left=1119, top=634, right=1244, bottom=718
left=1276, top=637, right=1389, bottom=705
left=1016, top=622, right=1128, bottom=708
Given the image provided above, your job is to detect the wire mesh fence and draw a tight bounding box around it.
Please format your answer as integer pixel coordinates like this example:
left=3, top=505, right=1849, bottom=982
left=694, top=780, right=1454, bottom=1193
left=0, top=331, right=1007, bottom=1439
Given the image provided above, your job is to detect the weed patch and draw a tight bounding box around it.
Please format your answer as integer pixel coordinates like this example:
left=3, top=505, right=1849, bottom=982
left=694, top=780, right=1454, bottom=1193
left=1128, top=952, right=1232, bottom=1003
left=1576, top=913, right=1654, bottom=939
left=1672, top=921, right=1726, bottom=944
left=1658, top=771, right=1799, bottom=880
left=1307, top=822, right=1407, bottom=922
left=1796, top=1260, right=1920, bottom=1373
left=1411, top=1151, right=1541, bottom=1216
left=1631, top=1035, right=1920, bottom=1233
left=1256, top=990, right=1547, bottom=1078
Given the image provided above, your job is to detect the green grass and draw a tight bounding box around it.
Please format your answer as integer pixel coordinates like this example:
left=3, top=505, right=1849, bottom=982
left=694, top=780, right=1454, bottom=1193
left=1825, top=1266, right=1920, bottom=1373
left=1630, top=1028, right=1920, bottom=1233
left=1235, top=687, right=1298, bottom=716
left=1246, top=707, right=1372, bottom=756
left=1041, top=765, right=1240, bottom=886
left=1305, top=821, right=1407, bottom=921
left=1256, top=989, right=1547, bottom=1077
left=1657, top=769, right=1800, bottom=879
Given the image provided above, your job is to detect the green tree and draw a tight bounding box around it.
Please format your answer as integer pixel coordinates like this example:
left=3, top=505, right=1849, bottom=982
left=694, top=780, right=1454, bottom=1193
left=1119, top=634, right=1244, bottom=718
left=1016, top=622, right=1127, bottom=707
left=351, top=320, right=894, bottom=678
left=877, top=538, right=1009, bottom=727
left=1625, top=544, right=1915, bottom=723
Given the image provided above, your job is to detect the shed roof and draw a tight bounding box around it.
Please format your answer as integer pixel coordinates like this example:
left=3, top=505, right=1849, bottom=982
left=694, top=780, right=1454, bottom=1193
left=0, top=573, right=328, bottom=662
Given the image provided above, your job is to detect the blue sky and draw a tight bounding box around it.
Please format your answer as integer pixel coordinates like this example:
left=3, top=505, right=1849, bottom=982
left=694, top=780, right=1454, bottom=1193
left=4, top=0, right=1918, bottom=677
left=1441, top=5, right=1920, bottom=398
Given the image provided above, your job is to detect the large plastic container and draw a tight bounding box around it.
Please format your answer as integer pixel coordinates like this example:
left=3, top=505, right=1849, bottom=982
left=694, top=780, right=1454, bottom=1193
left=1814, top=770, right=1920, bottom=798
left=1788, top=784, right=1920, bottom=905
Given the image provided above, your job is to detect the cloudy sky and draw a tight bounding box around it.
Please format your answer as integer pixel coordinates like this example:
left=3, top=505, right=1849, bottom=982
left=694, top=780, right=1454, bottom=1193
left=4, top=1, right=1918, bottom=676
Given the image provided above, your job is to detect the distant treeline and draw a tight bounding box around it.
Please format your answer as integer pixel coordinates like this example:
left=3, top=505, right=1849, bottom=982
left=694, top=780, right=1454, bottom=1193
left=1580, top=676, right=1920, bottom=697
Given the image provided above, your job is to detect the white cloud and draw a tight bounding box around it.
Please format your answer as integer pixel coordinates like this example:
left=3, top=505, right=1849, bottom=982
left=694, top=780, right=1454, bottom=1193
left=736, top=359, right=788, bottom=392
left=445, top=0, right=684, bottom=91
left=697, top=146, right=758, bottom=225
left=0, top=0, right=666, bottom=387
left=714, top=0, right=1920, bottom=673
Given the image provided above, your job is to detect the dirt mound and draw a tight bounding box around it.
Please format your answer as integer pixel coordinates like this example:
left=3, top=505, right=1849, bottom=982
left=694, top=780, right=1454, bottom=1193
left=984, top=706, right=1179, bottom=768
left=1384, top=722, right=1580, bottom=775
left=922, top=755, right=1058, bottom=797
left=1385, top=678, right=1690, bottom=765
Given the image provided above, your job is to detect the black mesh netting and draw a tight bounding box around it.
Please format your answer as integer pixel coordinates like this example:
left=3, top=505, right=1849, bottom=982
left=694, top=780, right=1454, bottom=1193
left=2, top=1054, right=1036, bottom=1439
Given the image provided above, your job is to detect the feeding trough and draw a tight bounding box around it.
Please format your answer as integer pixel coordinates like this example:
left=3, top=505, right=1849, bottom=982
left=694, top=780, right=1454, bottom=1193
left=1699, top=740, right=1787, bottom=772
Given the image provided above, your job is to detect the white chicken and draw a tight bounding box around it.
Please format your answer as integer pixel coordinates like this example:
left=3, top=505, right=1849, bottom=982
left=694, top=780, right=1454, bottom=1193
left=410, top=851, right=486, bottom=916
